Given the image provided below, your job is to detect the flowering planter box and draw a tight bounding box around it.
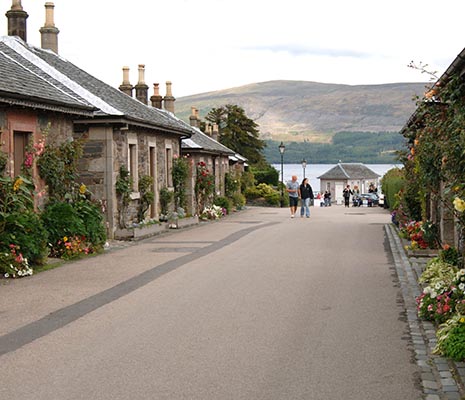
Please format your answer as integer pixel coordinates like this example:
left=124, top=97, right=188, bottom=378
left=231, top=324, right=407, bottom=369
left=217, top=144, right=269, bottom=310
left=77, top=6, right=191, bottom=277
left=114, top=223, right=166, bottom=240
left=406, top=248, right=439, bottom=258
left=114, top=216, right=199, bottom=240
left=169, top=215, right=199, bottom=229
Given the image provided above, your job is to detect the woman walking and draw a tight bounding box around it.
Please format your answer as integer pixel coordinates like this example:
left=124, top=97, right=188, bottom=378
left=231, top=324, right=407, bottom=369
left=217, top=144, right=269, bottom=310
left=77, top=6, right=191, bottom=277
left=299, top=178, right=314, bottom=218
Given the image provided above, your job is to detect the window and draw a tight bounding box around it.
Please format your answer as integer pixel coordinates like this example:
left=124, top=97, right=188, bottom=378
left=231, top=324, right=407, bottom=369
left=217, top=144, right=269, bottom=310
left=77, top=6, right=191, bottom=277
left=165, top=147, right=172, bottom=187
left=128, top=141, right=138, bottom=191
left=149, top=145, right=157, bottom=217
left=13, top=131, right=31, bottom=177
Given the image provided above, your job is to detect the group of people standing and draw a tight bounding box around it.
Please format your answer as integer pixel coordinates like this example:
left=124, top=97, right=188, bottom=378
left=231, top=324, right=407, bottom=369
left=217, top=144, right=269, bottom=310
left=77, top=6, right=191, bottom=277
left=286, top=178, right=378, bottom=212
left=286, top=175, right=314, bottom=218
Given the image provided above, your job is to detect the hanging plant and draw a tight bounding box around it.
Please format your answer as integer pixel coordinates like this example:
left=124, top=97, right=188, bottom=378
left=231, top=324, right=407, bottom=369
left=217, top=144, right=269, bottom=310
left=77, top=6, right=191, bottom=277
left=115, top=165, right=132, bottom=229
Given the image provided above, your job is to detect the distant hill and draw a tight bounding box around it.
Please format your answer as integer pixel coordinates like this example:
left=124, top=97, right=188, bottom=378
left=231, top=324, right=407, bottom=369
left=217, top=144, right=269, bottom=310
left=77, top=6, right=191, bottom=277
left=175, top=80, right=427, bottom=142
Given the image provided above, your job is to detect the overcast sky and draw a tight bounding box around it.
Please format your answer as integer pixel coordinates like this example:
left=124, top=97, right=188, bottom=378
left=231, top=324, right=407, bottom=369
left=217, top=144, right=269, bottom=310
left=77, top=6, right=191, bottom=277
left=6, top=0, right=465, bottom=97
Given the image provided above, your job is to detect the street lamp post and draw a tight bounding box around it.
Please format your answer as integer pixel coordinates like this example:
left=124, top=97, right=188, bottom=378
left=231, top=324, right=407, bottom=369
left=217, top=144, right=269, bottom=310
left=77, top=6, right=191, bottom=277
left=279, top=142, right=286, bottom=207
left=301, top=158, right=307, bottom=179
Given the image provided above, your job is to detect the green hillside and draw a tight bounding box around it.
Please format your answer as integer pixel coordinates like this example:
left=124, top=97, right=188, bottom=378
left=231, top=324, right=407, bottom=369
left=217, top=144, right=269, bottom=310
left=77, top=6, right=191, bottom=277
left=263, top=131, right=404, bottom=164
left=175, top=80, right=427, bottom=141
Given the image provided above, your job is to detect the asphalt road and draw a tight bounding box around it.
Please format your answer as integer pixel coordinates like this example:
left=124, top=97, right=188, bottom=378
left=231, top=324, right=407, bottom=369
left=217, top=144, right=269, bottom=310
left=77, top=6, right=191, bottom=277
left=0, top=205, right=422, bottom=399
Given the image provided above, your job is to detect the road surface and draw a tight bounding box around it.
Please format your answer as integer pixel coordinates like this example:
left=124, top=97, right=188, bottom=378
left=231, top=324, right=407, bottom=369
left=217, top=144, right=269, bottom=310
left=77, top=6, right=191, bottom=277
left=0, top=205, right=421, bottom=399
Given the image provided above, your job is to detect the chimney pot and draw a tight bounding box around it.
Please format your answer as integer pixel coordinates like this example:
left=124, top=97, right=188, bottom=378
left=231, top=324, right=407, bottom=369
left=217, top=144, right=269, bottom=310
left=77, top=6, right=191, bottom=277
left=7, top=0, right=28, bottom=41
left=212, top=123, right=219, bottom=141
left=137, top=64, right=146, bottom=84
left=40, top=2, right=59, bottom=53
left=135, top=64, right=149, bottom=105
left=150, top=83, right=163, bottom=109
left=163, top=81, right=176, bottom=114
left=44, top=2, right=55, bottom=27
left=11, top=0, right=23, bottom=11
left=189, top=106, right=199, bottom=127
left=119, top=66, right=134, bottom=97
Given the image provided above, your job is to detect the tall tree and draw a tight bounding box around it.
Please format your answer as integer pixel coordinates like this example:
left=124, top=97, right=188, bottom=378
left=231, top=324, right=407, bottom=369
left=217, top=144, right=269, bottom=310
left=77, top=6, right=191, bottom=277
left=205, top=104, right=266, bottom=165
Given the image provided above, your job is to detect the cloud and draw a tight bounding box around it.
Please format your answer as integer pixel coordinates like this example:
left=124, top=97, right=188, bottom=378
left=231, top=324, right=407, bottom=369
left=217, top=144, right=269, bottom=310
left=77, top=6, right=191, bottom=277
left=242, top=44, right=372, bottom=59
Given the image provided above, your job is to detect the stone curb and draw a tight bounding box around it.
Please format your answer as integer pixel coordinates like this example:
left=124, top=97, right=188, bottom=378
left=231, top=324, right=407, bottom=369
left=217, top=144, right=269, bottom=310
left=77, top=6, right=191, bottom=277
left=385, top=224, right=465, bottom=400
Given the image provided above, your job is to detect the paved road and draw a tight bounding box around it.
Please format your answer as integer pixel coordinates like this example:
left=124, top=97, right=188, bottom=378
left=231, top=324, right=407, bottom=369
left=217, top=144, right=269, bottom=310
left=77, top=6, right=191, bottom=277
left=0, top=205, right=422, bottom=399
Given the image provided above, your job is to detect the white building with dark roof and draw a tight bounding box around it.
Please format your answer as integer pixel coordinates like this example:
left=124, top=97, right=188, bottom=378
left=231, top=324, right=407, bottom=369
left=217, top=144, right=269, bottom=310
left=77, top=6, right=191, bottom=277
left=318, top=163, right=380, bottom=204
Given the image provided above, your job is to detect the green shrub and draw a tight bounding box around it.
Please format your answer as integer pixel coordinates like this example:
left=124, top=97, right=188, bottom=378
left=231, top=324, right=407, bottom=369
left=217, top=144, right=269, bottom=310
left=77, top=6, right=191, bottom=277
left=159, top=187, right=173, bottom=216
left=0, top=151, right=7, bottom=175
left=240, top=171, right=255, bottom=192
left=440, top=246, right=461, bottom=267
left=137, top=175, right=154, bottom=222
left=263, top=191, right=281, bottom=206
left=435, top=315, right=465, bottom=361
left=0, top=211, right=49, bottom=265
left=244, top=187, right=261, bottom=200
left=250, top=165, right=279, bottom=185
left=214, top=196, right=233, bottom=214
left=41, top=202, right=85, bottom=245
left=172, top=157, right=189, bottom=209
left=419, top=258, right=458, bottom=287
left=380, top=168, right=405, bottom=210
left=73, top=200, right=106, bottom=248
left=231, top=192, right=246, bottom=208
left=225, top=172, right=240, bottom=198
left=41, top=200, right=106, bottom=259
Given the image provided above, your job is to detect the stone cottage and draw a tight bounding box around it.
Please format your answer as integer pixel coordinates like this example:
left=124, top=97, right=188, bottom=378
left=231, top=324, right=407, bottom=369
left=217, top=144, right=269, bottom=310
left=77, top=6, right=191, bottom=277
left=318, top=163, right=380, bottom=204
left=0, top=1, right=192, bottom=238
left=182, top=107, right=236, bottom=214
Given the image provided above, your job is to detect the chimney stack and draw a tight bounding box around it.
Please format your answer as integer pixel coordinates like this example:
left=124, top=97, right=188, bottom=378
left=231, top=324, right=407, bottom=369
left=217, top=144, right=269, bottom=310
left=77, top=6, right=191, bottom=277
left=119, top=66, right=134, bottom=97
left=163, top=81, right=175, bottom=114
left=212, top=123, right=219, bottom=141
left=6, top=0, right=28, bottom=41
left=189, top=106, right=199, bottom=127
left=150, top=83, right=163, bottom=109
left=40, top=2, right=59, bottom=53
left=135, top=64, right=149, bottom=105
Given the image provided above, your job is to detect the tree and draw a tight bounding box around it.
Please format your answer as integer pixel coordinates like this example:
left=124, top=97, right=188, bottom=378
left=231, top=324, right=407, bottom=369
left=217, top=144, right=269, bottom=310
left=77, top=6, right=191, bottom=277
left=205, top=104, right=266, bottom=165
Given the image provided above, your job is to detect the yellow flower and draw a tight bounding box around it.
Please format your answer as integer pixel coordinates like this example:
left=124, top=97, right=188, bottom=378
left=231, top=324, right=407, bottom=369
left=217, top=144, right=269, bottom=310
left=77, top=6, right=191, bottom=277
left=63, top=236, right=68, bottom=242
left=460, top=317, right=465, bottom=323
left=453, top=197, right=465, bottom=213
left=79, top=184, right=87, bottom=195
left=13, top=178, right=23, bottom=192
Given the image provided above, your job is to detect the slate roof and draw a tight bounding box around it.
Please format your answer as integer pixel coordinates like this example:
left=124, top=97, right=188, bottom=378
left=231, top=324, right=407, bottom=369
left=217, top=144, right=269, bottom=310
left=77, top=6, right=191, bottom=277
left=181, top=127, right=236, bottom=155
left=0, top=36, right=192, bottom=136
left=318, top=163, right=380, bottom=180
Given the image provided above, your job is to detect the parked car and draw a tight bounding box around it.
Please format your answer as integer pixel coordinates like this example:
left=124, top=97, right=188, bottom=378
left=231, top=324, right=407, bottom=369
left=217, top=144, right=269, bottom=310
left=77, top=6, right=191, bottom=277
left=353, top=193, right=379, bottom=207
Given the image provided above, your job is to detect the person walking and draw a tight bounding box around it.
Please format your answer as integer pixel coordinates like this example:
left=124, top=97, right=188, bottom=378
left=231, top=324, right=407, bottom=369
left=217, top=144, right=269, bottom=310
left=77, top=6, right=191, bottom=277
left=286, top=175, right=299, bottom=218
left=299, top=178, right=314, bottom=218
left=343, top=184, right=353, bottom=208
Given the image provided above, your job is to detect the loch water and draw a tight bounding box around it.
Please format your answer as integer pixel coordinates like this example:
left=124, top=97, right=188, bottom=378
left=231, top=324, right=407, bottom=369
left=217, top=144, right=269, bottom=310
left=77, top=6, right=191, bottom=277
left=272, top=163, right=401, bottom=193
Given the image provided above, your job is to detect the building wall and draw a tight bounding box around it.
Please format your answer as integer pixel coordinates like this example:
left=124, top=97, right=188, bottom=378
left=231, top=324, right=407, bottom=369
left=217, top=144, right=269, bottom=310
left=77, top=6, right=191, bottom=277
left=77, top=124, right=181, bottom=238
left=183, top=152, right=231, bottom=216
left=0, top=107, right=75, bottom=209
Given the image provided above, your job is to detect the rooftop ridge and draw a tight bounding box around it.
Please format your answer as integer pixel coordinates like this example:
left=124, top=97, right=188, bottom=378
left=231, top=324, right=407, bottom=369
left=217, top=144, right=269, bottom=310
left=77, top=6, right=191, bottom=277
left=2, top=36, right=123, bottom=116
